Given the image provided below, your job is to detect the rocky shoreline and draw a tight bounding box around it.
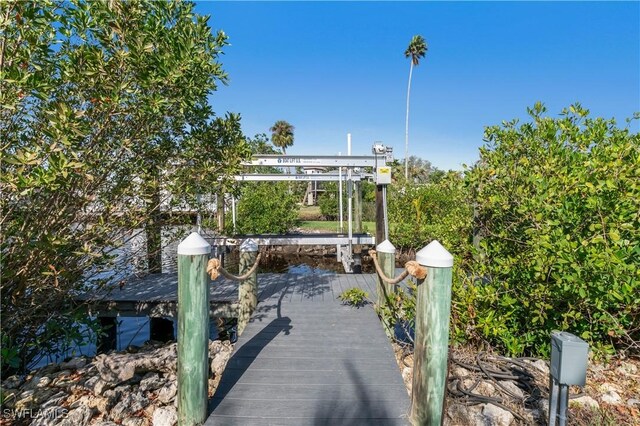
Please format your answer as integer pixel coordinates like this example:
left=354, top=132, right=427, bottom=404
left=2, top=336, right=638, bottom=425
left=393, top=344, right=640, bottom=425
left=1, top=340, right=233, bottom=426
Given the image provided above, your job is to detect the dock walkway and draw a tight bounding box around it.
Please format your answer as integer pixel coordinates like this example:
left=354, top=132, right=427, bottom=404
left=80, top=272, right=410, bottom=424
left=207, top=273, right=410, bottom=425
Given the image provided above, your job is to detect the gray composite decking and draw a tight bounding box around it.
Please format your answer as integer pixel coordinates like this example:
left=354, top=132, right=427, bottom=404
left=206, top=273, right=411, bottom=426
left=78, top=270, right=411, bottom=424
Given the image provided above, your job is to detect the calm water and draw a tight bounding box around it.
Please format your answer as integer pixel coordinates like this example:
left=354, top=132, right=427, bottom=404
left=34, top=227, right=374, bottom=368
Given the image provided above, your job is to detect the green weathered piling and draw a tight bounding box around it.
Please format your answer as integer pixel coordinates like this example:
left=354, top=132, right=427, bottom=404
left=238, top=239, right=258, bottom=336
left=411, top=240, right=454, bottom=426
left=177, top=232, right=210, bottom=426
left=376, top=240, right=396, bottom=308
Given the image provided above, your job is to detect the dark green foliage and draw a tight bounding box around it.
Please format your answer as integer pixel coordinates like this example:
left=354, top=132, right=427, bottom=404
left=338, top=288, right=369, bottom=308
left=460, top=104, right=640, bottom=356
left=388, top=171, right=473, bottom=258
left=0, top=0, right=241, bottom=373
left=235, top=182, right=298, bottom=234
left=318, top=182, right=342, bottom=220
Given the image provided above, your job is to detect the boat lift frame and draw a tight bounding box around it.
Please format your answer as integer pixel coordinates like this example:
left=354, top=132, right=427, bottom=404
left=222, top=143, right=392, bottom=273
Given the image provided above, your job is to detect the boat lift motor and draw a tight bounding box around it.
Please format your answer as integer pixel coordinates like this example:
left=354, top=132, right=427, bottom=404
left=548, top=331, right=589, bottom=426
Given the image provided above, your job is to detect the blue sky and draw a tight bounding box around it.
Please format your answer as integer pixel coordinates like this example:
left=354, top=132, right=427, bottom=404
left=194, top=1, right=640, bottom=170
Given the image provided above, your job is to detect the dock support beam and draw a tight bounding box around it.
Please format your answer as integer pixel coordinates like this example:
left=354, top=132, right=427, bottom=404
left=354, top=181, right=363, bottom=234
left=97, top=317, right=118, bottom=353
left=177, top=232, right=211, bottom=426
left=411, top=240, right=454, bottom=426
left=376, top=240, right=396, bottom=308
left=238, top=239, right=258, bottom=335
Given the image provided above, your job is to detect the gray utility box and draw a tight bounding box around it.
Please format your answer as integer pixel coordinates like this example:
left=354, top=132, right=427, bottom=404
left=550, top=331, right=589, bottom=386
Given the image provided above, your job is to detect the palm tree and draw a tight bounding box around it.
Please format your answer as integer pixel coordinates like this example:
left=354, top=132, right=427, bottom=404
left=404, top=35, right=428, bottom=180
left=270, top=120, right=295, bottom=155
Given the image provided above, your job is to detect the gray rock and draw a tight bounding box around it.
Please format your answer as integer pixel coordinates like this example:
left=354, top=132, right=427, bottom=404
left=498, top=381, right=525, bottom=399
left=446, top=403, right=488, bottom=426
left=94, top=378, right=112, bottom=396
left=59, top=405, right=93, bottom=426
left=157, top=382, right=177, bottom=404
left=475, top=381, right=496, bottom=397
left=21, top=375, right=42, bottom=391
left=111, top=392, right=149, bottom=421
left=601, top=390, right=622, bottom=405
left=452, top=366, right=471, bottom=377
left=93, top=423, right=119, bottom=426
left=140, top=373, right=166, bottom=392
left=532, top=360, right=549, bottom=376
left=35, top=376, right=52, bottom=387
left=211, top=350, right=231, bottom=377
left=2, top=375, right=23, bottom=389
left=40, top=391, right=68, bottom=408
left=88, top=395, right=113, bottom=414
left=60, top=357, right=87, bottom=371
left=94, top=344, right=178, bottom=384
left=570, top=395, right=600, bottom=409
left=123, top=418, right=149, bottom=426
left=627, top=398, right=640, bottom=408
left=152, top=406, right=178, bottom=426
left=616, top=361, right=638, bottom=376
left=482, top=403, right=514, bottom=426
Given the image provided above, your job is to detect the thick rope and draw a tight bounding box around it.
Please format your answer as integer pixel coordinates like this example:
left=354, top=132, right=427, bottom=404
left=206, top=253, right=262, bottom=282
left=370, top=250, right=427, bottom=284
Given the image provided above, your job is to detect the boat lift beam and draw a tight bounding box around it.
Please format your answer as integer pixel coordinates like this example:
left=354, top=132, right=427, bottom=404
left=243, top=154, right=385, bottom=168
left=234, top=173, right=371, bottom=182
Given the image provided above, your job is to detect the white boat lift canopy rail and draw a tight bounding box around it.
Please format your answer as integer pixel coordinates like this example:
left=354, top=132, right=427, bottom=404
left=234, top=173, right=372, bottom=182
left=243, top=154, right=386, bottom=168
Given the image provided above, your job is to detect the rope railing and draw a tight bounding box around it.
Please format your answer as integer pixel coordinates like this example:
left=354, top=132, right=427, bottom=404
left=369, top=249, right=427, bottom=284
left=206, top=253, right=262, bottom=282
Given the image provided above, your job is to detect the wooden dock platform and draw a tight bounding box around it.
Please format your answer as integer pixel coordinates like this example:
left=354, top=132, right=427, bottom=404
left=80, top=271, right=411, bottom=424
left=207, top=273, right=410, bottom=425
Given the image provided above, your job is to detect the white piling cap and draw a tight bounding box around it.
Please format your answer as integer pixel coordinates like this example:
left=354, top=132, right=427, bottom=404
left=177, top=232, right=211, bottom=255
left=376, top=239, right=396, bottom=254
left=416, top=240, right=453, bottom=268
left=240, top=238, right=258, bottom=252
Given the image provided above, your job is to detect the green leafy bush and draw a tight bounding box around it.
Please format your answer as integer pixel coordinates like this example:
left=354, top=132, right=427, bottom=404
left=462, top=104, right=640, bottom=356
left=235, top=182, right=298, bottom=234
left=0, top=0, right=238, bottom=374
left=338, top=288, right=369, bottom=308
left=388, top=171, right=473, bottom=258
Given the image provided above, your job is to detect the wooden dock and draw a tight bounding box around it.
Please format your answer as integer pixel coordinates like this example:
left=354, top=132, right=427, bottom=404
left=207, top=273, right=410, bottom=425
left=80, top=272, right=410, bottom=424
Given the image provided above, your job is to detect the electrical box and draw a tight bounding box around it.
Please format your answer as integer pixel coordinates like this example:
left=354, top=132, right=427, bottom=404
left=550, top=331, right=589, bottom=386
left=376, top=166, right=392, bottom=185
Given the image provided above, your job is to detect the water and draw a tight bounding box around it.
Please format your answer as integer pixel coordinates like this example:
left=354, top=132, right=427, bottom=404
left=33, top=227, right=375, bottom=368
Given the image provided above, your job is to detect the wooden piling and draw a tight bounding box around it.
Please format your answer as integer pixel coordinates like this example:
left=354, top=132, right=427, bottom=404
left=177, top=232, right=210, bottom=426
left=411, top=240, right=454, bottom=426
left=354, top=181, right=363, bottom=234
left=375, top=240, right=396, bottom=308
left=238, top=239, right=258, bottom=336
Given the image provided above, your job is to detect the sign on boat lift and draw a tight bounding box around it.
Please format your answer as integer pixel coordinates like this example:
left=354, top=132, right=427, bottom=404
left=224, top=140, right=392, bottom=273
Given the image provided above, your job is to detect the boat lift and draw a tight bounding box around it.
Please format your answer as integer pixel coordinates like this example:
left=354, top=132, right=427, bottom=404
left=219, top=141, right=393, bottom=273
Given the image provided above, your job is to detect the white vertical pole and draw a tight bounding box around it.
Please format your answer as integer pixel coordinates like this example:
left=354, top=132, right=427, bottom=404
left=338, top=152, right=343, bottom=233
left=231, top=196, right=237, bottom=234
left=347, top=134, right=353, bottom=254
